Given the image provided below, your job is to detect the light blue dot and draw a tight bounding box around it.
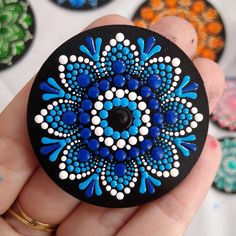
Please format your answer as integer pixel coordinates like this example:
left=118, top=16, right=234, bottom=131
left=101, top=120, right=108, bottom=128
left=100, top=110, right=108, bottom=119
left=113, top=98, right=121, bottom=107
left=105, top=127, right=113, bottom=136
left=133, top=110, right=141, bottom=118
left=121, top=131, right=130, bottom=139
left=121, top=98, right=129, bottom=107
left=104, top=101, right=113, bottom=110
left=129, top=126, right=138, bottom=135
left=113, top=131, right=120, bottom=140
left=128, top=101, right=137, bottom=110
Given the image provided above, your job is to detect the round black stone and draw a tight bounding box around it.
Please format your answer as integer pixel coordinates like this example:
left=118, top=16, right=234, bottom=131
left=107, top=108, right=132, bottom=131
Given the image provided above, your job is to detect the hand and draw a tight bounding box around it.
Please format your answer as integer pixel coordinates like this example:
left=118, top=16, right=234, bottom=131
left=0, top=14, right=225, bottom=236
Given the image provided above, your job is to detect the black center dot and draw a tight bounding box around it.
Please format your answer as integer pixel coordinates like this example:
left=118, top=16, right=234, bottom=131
left=108, top=108, right=133, bottom=131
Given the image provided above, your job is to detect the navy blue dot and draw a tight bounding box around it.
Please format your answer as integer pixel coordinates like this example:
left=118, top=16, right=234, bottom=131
left=113, top=75, right=125, bottom=87
left=79, top=112, right=90, bottom=124
left=165, top=110, right=178, bottom=124
left=141, top=87, right=152, bottom=97
left=114, top=163, right=127, bottom=177
left=100, top=147, right=110, bottom=157
left=152, top=113, right=164, bottom=124
left=129, top=147, right=140, bottom=158
left=81, top=99, right=92, bottom=111
left=88, top=87, right=99, bottom=98
left=148, top=75, right=162, bottom=89
left=151, top=147, right=164, bottom=160
left=77, top=74, right=90, bottom=87
left=115, top=150, right=127, bottom=162
left=88, top=139, right=100, bottom=151
left=62, top=111, right=77, bottom=125
left=77, top=149, right=90, bottom=162
left=140, top=139, right=152, bottom=151
left=148, top=99, right=159, bottom=110
left=113, top=60, right=126, bottom=74
left=149, top=127, right=161, bottom=138
left=128, top=79, right=139, bottom=90
left=80, top=128, right=92, bottom=139
left=99, top=80, right=110, bottom=91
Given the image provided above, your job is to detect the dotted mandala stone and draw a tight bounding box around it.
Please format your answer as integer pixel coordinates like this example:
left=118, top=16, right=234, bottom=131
left=28, top=25, right=209, bottom=207
left=50, top=0, right=113, bottom=10
left=213, top=138, right=236, bottom=194
left=0, top=0, right=35, bottom=71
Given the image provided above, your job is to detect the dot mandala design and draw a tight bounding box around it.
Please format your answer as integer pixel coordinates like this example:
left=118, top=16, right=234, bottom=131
left=52, top=0, right=112, bottom=9
left=213, top=138, right=236, bottom=194
left=28, top=25, right=209, bottom=207
left=132, top=0, right=225, bottom=61
left=0, top=0, right=35, bottom=70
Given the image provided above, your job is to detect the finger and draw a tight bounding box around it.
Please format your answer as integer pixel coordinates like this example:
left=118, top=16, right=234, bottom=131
left=4, top=14, right=134, bottom=236
left=116, top=135, right=221, bottom=236
left=193, top=57, right=225, bottom=113
left=56, top=16, right=199, bottom=236
left=150, top=16, right=198, bottom=58
left=0, top=80, right=38, bottom=214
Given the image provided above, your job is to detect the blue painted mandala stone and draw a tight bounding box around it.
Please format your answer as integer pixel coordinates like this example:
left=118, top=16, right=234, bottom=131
left=28, top=25, right=209, bottom=207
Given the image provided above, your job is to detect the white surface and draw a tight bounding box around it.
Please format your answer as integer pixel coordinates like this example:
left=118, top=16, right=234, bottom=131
left=0, top=0, right=236, bottom=235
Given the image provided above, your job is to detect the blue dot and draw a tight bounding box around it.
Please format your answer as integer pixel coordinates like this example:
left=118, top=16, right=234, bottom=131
left=115, top=150, right=127, bottom=162
left=141, top=140, right=152, bottom=151
left=77, top=149, right=90, bottom=162
left=129, top=126, right=138, bottom=135
left=81, top=99, right=92, bottom=111
left=80, top=128, right=92, bottom=139
left=101, top=120, right=108, bottom=128
left=133, top=118, right=141, bottom=127
left=128, top=101, right=137, bottom=110
left=149, top=127, right=160, bottom=138
left=113, top=98, right=121, bottom=107
left=141, top=87, right=152, bottom=97
left=121, top=98, right=129, bottom=107
left=152, top=113, right=164, bottom=124
left=151, top=147, right=164, bottom=160
left=67, top=165, right=74, bottom=172
left=100, top=147, right=110, bottom=157
left=149, top=99, right=159, bottom=109
left=114, top=163, right=127, bottom=177
left=113, top=131, right=120, bottom=140
left=148, top=75, right=162, bottom=89
left=77, top=74, right=90, bottom=87
left=105, top=127, right=113, bottom=136
left=100, top=110, right=108, bottom=119
left=128, top=79, right=139, bottom=90
left=129, top=147, right=140, bottom=158
left=113, top=60, right=126, bottom=74
left=88, top=87, right=99, bottom=98
left=79, top=113, right=90, bottom=124
left=99, top=80, right=110, bottom=91
left=104, top=101, right=113, bottom=110
left=46, top=116, right=53, bottom=123
left=62, top=111, right=77, bottom=125
left=133, top=110, right=141, bottom=118
left=165, top=110, right=178, bottom=124
left=121, top=131, right=130, bottom=139
left=88, top=139, right=100, bottom=151
left=113, top=75, right=125, bottom=87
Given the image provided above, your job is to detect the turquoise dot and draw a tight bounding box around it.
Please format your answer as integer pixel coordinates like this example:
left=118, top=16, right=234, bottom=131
left=128, top=101, right=137, bottom=110
left=113, top=98, right=121, bottom=107
left=104, top=101, right=113, bottom=110
left=111, top=181, right=117, bottom=188
left=133, top=118, right=141, bottom=127
left=105, top=127, right=113, bottom=136
left=52, top=122, right=58, bottom=128
left=46, top=116, right=53, bottom=123
left=121, top=98, right=129, bottom=107
left=100, top=110, right=108, bottom=119
left=121, top=131, right=130, bottom=139
left=133, top=110, right=141, bottom=118
left=101, top=120, right=108, bottom=128
left=129, top=126, right=138, bottom=135
left=113, top=131, right=120, bottom=140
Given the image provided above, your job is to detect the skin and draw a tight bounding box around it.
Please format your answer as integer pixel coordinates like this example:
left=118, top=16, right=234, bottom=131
left=0, top=14, right=225, bottom=236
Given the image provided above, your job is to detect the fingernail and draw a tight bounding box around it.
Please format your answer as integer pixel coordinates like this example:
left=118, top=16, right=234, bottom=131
left=210, top=138, right=218, bottom=149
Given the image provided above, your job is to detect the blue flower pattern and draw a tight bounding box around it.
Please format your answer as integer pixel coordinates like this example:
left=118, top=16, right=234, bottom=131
left=57, top=0, right=98, bottom=8
left=34, top=32, right=204, bottom=201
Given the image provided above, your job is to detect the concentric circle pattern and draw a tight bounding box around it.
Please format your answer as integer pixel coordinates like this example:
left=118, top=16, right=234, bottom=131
left=214, top=138, right=236, bottom=193
left=28, top=25, right=209, bottom=207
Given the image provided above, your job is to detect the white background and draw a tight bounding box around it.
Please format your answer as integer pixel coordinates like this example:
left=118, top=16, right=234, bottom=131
left=0, top=0, right=236, bottom=235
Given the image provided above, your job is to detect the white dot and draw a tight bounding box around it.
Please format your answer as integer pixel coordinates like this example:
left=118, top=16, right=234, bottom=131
left=116, top=192, right=124, bottom=200
left=130, top=45, right=136, bottom=50
left=105, top=45, right=111, bottom=51
left=195, top=113, right=203, bottom=122
left=35, top=115, right=44, bottom=124
left=59, top=55, right=68, bottom=65
left=128, top=92, right=137, bottom=101
left=129, top=182, right=135, bottom=188
left=116, top=33, right=125, bottom=42
left=138, top=102, right=147, bottom=110
left=70, top=55, right=77, bottom=62
left=139, top=136, right=144, bottom=142
left=110, top=189, right=117, bottom=196
left=163, top=171, right=170, bottom=178
left=105, top=91, right=114, bottom=100
left=59, top=171, right=68, bottom=180
left=139, top=126, right=149, bottom=135
left=41, top=122, right=48, bottom=129
left=191, top=107, right=198, bottom=114
left=129, top=136, right=137, bottom=145
left=110, top=39, right=117, bottom=46
left=174, top=161, right=180, bottom=168
left=186, top=127, right=192, bottom=133
left=40, top=109, right=48, bottom=116
left=48, top=128, right=54, bottom=134
left=126, top=144, right=131, bottom=150
left=58, top=65, right=65, bottom=72
left=117, top=139, right=126, bottom=149
left=69, top=174, right=76, bottom=180
left=142, top=114, right=150, bottom=123
left=59, top=163, right=66, bottom=169
left=95, top=127, right=103, bottom=136
left=157, top=171, right=162, bottom=177
left=124, top=39, right=130, bottom=46
left=170, top=168, right=179, bottom=177
left=124, top=187, right=131, bottom=194
left=94, top=101, right=103, bottom=110
left=116, top=89, right=125, bottom=98
left=112, top=145, right=118, bottom=151
left=105, top=137, right=114, bottom=146
left=165, top=56, right=171, bottom=63
left=99, top=137, right=104, bottom=142
left=78, top=56, right=83, bottom=62
left=190, top=121, right=198, bottom=128
left=175, top=68, right=182, bottom=74
left=186, top=102, right=192, bottom=108
left=172, top=58, right=180, bottom=67
left=158, top=57, right=164, bottom=62
left=106, top=185, right=111, bottom=191
left=91, top=116, right=101, bottom=125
